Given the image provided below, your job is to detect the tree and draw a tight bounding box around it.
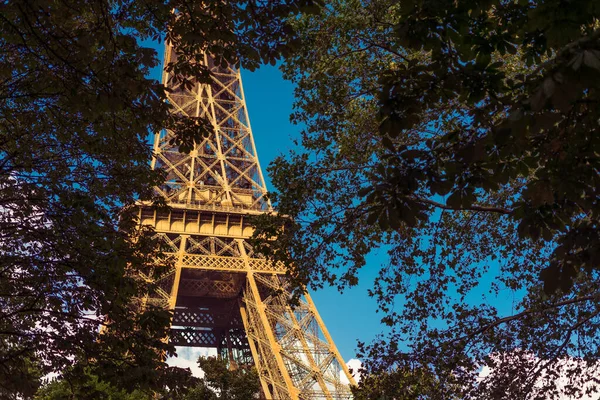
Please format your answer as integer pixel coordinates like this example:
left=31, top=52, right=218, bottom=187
left=0, top=0, right=322, bottom=396
left=251, top=0, right=600, bottom=397
left=352, top=365, right=450, bottom=400
left=35, top=369, right=152, bottom=400
left=35, top=357, right=260, bottom=400
left=183, top=357, right=261, bottom=400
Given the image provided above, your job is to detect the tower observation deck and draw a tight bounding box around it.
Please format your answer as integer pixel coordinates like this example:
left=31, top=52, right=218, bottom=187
left=138, top=42, right=355, bottom=399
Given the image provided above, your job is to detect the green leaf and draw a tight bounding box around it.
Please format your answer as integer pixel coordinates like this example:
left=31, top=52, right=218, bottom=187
left=476, top=52, right=491, bottom=68
left=568, top=52, right=584, bottom=70
left=446, top=191, right=462, bottom=209
left=382, top=135, right=395, bottom=151
left=388, top=206, right=401, bottom=229
left=542, top=78, right=556, bottom=97
left=358, top=187, right=372, bottom=197
left=367, top=210, right=379, bottom=225
left=377, top=213, right=390, bottom=231
left=540, top=265, right=560, bottom=294
left=583, top=50, right=600, bottom=70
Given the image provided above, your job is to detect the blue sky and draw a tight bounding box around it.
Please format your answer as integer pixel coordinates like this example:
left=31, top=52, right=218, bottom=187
left=240, top=66, right=524, bottom=361
left=145, top=46, right=383, bottom=360
left=157, top=54, right=588, bottom=400
left=241, top=66, right=382, bottom=360
left=148, top=51, right=518, bottom=364
left=143, top=39, right=382, bottom=362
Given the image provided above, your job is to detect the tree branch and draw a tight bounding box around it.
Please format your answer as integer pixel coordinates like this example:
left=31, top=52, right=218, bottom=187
left=414, top=197, right=512, bottom=215
left=454, top=294, right=600, bottom=344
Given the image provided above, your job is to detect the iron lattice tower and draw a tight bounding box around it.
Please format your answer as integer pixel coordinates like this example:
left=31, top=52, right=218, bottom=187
left=138, top=43, right=355, bottom=399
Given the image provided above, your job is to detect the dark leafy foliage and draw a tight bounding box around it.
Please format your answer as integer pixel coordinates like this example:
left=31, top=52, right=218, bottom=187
left=35, top=368, right=155, bottom=400
left=251, top=0, right=600, bottom=397
left=352, top=365, right=452, bottom=400
left=184, top=357, right=261, bottom=400
left=0, top=0, right=321, bottom=397
left=35, top=357, right=259, bottom=400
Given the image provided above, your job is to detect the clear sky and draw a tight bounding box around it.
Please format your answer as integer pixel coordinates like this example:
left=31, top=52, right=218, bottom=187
left=154, top=44, right=586, bottom=400
left=146, top=47, right=513, bottom=366
left=146, top=50, right=384, bottom=362
left=240, top=65, right=382, bottom=361
left=143, top=39, right=383, bottom=366
left=155, top=48, right=581, bottom=400
left=240, top=65, right=528, bottom=363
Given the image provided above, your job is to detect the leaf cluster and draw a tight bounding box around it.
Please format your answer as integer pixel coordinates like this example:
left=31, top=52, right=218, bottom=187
left=250, top=0, right=600, bottom=397
left=35, top=356, right=260, bottom=400
left=371, top=0, right=600, bottom=295
left=184, top=357, right=261, bottom=400
left=0, top=0, right=318, bottom=396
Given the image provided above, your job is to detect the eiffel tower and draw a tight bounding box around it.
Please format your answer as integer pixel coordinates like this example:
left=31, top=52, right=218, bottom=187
left=137, top=43, right=355, bottom=399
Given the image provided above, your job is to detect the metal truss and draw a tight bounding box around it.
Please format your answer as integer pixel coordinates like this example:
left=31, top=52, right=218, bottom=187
left=151, top=43, right=269, bottom=212
left=139, top=42, right=355, bottom=399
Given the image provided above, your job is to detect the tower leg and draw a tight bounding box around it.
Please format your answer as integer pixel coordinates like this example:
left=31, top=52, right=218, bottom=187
left=304, top=292, right=357, bottom=387
left=168, top=235, right=188, bottom=310
left=243, top=272, right=298, bottom=399
left=239, top=298, right=274, bottom=399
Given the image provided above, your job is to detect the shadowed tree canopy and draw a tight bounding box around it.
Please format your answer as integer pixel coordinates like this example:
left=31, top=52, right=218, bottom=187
left=183, top=357, right=261, bottom=400
left=0, top=0, right=322, bottom=397
left=351, top=366, right=451, bottom=400
left=251, top=0, right=600, bottom=398
left=34, top=357, right=259, bottom=400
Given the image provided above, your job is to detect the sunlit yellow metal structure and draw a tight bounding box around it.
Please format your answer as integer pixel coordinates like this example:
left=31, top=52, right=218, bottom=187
left=138, top=43, right=355, bottom=399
